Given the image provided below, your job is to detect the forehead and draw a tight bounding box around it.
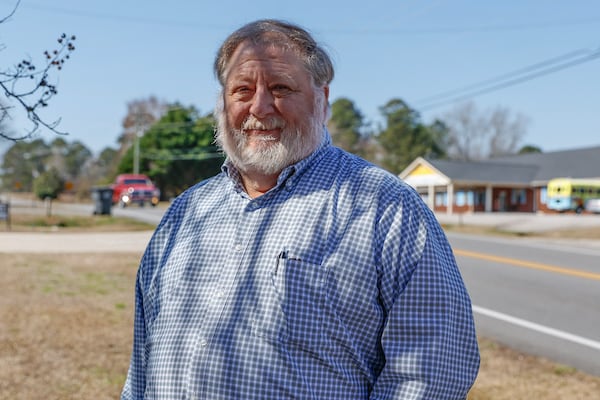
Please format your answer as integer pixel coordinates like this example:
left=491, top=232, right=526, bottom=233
left=225, top=41, right=308, bottom=82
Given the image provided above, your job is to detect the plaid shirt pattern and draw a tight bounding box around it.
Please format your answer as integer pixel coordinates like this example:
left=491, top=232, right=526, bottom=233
left=122, top=135, right=480, bottom=399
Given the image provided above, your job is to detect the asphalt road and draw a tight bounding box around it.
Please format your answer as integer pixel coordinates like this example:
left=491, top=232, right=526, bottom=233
left=448, top=232, right=600, bottom=375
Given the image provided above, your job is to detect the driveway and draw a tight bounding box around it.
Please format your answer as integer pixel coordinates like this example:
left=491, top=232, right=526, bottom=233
left=0, top=231, right=153, bottom=253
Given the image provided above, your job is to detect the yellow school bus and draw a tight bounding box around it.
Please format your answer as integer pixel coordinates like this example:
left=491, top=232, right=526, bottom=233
left=547, top=178, right=600, bottom=213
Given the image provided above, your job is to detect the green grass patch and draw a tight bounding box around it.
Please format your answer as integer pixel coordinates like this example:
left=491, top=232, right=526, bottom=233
left=10, top=214, right=155, bottom=232
left=32, top=260, right=128, bottom=297
left=441, top=223, right=520, bottom=237
left=554, top=364, right=578, bottom=376
left=441, top=222, right=600, bottom=240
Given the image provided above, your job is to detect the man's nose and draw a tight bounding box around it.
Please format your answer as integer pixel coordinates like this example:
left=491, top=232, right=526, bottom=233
left=249, top=87, right=275, bottom=118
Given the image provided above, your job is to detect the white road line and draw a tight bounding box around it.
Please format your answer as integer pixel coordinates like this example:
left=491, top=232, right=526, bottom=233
left=472, top=305, right=600, bottom=351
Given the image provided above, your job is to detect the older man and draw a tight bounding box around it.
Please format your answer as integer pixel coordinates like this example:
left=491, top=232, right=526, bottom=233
left=122, top=19, right=479, bottom=399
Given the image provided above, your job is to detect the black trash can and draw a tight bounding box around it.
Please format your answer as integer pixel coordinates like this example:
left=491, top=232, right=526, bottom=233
left=91, top=187, right=114, bottom=215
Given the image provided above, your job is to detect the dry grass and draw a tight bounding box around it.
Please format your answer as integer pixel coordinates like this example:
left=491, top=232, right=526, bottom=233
left=6, top=213, right=155, bottom=233
left=470, top=338, right=600, bottom=399
left=442, top=223, right=600, bottom=240
left=0, top=253, right=139, bottom=399
left=1, top=252, right=600, bottom=399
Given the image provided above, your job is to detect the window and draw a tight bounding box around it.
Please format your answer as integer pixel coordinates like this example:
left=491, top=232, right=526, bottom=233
left=511, top=189, right=527, bottom=205
left=475, top=191, right=486, bottom=206
left=455, top=191, right=466, bottom=207
left=540, top=187, right=547, bottom=204
left=467, top=191, right=474, bottom=206
left=435, top=192, right=447, bottom=206
left=124, top=179, right=149, bottom=185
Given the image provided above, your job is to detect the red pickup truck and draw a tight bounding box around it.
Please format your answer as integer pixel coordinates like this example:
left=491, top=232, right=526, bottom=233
left=111, top=174, right=160, bottom=207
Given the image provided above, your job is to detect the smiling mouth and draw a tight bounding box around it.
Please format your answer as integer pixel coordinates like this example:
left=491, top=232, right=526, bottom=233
left=244, top=127, right=280, bottom=135
left=243, top=130, right=280, bottom=143
left=241, top=116, right=285, bottom=132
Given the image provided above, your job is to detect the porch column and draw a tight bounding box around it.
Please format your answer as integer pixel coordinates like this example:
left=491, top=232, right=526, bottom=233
left=428, top=184, right=435, bottom=209
left=485, top=185, right=493, bottom=212
left=447, top=183, right=454, bottom=215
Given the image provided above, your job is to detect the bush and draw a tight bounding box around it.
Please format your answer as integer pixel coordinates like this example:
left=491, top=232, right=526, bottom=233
left=33, top=167, right=64, bottom=200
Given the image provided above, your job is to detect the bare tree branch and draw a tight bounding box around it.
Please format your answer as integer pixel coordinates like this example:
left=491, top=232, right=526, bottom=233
left=0, top=0, right=19, bottom=24
left=1, top=2, right=76, bottom=141
left=441, top=101, right=529, bottom=160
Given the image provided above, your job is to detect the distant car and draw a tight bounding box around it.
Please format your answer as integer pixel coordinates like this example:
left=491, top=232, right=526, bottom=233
left=111, top=174, right=160, bottom=208
left=585, top=198, right=600, bottom=214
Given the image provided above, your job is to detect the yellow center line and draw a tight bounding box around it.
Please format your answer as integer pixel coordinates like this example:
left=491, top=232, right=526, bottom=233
left=454, top=249, right=600, bottom=281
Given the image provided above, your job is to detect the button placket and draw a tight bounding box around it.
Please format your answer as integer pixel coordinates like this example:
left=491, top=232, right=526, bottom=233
left=186, top=201, right=264, bottom=398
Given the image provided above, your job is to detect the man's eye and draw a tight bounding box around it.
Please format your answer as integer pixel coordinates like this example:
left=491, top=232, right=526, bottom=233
left=232, top=87, right=253, bottom=99
left=271, top=85, right=293, bottom=95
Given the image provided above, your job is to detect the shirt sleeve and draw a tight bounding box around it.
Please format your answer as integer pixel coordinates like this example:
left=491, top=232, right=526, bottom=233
left=120, top=197, right=183, bottom=400
left=370, top=195, right=480, bottom=399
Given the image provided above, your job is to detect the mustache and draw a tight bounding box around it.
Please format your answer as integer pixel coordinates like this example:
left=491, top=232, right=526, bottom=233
left=241, top=116, right=285, bottom=131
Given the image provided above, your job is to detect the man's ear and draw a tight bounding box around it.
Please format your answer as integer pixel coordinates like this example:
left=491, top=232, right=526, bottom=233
left=323, top=85, right=330, bottom=102
left=322, top=85, right=330, bottom=121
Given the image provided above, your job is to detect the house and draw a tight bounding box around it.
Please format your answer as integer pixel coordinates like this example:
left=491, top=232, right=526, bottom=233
left=399, top=146, right=600, bottom=214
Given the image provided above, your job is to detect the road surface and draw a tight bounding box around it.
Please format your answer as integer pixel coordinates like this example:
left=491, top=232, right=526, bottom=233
left=448, top=232, right=600, bottom=375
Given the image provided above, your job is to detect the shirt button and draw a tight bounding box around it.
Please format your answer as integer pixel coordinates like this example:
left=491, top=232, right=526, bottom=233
left=234, top=244, right=243, bottom=252
left=199, top=339, right=208, bottom=347
left=215, top=289, right=224, bottom=298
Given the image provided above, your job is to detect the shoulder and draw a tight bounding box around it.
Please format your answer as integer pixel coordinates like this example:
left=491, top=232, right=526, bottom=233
left=137, top=172, right=229, bottom=283
left=159, top=173, right=229, bottom=224
left=144, top=173, right=227, bottom=249
left=322, top=146, right=422, bottom=204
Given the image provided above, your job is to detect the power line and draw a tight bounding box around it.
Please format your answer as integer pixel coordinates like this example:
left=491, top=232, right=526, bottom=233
left=414, top=48, right=591, bottom=105
left=326, top=17, right=600, bottom=35
left=18, top=2, right=600, bottom=35
left=19, top=2, right=216, bottom=30
left=414, top=46, right=600, bottom=111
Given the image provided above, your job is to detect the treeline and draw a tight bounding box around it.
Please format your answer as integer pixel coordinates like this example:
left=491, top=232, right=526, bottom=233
left=329, top=97, right=536, bottom=174
left=0, top=95, right=540, bottom=201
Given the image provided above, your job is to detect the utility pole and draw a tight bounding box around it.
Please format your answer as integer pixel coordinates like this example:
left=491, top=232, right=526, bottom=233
left=133, top=113, right=149, bottom=175
left=133, top=125, right=140, bottom=174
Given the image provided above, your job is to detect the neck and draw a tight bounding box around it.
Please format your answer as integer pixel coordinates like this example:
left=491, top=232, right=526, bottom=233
left=240, top=170, right=280, bottom=198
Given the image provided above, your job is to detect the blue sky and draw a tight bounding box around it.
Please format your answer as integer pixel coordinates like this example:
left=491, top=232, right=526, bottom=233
left=1, top=0, right=599, bottom=155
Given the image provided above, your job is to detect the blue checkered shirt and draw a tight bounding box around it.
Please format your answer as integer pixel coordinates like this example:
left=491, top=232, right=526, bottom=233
left=122, top=135, right=480, bottom=399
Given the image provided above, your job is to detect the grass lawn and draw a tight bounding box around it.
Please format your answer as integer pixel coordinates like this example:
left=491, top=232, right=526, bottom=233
left=0, top=253, right=138, bottom=399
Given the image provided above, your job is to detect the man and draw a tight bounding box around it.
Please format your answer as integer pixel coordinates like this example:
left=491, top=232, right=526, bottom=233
left=122, top=19, right=480, bottom=399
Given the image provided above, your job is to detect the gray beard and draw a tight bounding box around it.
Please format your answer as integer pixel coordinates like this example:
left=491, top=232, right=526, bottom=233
left=215, top=112, right=323, bottom=176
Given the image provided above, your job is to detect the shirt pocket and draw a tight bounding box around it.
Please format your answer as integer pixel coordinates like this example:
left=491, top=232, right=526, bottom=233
left=251, top=250, right=328, bottom=350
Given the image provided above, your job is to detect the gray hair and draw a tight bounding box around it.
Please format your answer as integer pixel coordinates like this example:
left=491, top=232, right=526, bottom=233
left=214, top=19, right=334, bottom=88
